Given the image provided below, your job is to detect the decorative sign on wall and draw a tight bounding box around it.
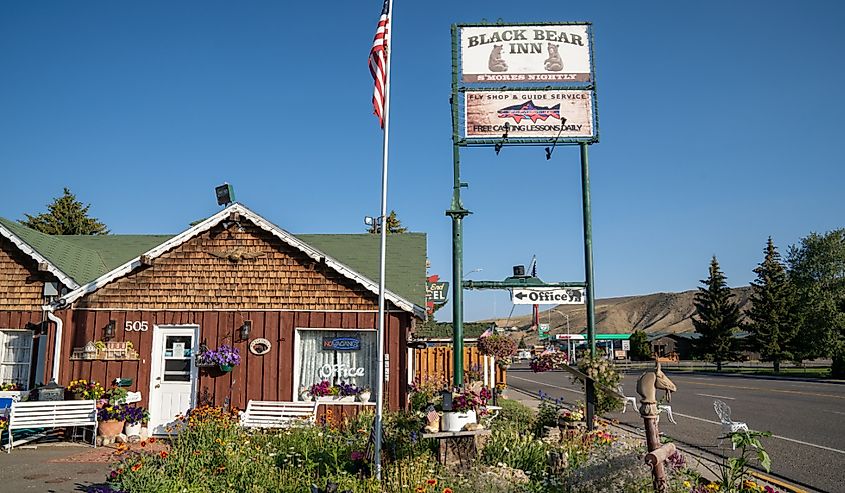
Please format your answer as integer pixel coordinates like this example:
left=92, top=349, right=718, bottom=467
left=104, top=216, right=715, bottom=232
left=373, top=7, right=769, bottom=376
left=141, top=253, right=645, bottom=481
left=249, top=338, right=272, bottom=355
left=426, top=281, right=450, bottom=304
left=318, top=363, right=365, bottom=379
left=322, top=337, right=361, bottom=351
left=459, top=24, right=593, bottom=83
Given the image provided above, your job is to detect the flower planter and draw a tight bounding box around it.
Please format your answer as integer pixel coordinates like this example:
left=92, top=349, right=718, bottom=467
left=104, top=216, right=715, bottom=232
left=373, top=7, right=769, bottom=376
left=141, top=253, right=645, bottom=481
left=125, top=422, right=142, bottom=437
left=219, top=364, right=234, bottom=373
left=442, top=410, right=477, bottom=432
left=316, top=396, right=356, bottom=403
left=98, top=419, right=125, bottom=437
left=357, top=392, right=371, bottom=403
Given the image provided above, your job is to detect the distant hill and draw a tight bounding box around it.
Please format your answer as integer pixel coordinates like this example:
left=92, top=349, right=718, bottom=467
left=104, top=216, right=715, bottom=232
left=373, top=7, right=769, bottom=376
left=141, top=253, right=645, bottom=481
left=488, top=287, right=752, bottom=344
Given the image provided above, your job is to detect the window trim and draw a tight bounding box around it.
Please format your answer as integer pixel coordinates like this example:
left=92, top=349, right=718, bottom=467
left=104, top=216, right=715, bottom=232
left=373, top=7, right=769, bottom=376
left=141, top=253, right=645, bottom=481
left=292, top=327, right=376, bottom=402
left=0, top=329, right=35, bottom=391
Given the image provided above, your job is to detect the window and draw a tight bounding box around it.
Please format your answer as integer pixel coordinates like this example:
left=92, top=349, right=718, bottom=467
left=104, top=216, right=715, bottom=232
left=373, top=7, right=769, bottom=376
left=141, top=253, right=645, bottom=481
left=295, top=329, right=376, bottom=400
left=0, top=330, right=33, bottom=390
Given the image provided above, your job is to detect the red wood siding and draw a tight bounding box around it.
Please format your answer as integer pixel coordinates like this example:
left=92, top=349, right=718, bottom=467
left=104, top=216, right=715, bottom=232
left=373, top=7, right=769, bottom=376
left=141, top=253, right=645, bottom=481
left=49, top=309, right=410, bottom=412
left=0, top=236, right=62, bottom=311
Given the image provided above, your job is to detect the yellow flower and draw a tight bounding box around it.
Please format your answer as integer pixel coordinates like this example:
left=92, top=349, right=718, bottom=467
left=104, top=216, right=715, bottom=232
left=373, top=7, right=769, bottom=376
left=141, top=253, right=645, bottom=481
left=683, top=480, right=691, bottom=488
left=706, top=483, right=720, bottom=491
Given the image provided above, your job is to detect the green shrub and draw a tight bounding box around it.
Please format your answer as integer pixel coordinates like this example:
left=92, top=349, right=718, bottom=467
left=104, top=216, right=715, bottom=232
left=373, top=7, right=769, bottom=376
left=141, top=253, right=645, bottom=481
left=481, top=428, right=548, bottom=477
left=491, top=398, right=535, bottom=434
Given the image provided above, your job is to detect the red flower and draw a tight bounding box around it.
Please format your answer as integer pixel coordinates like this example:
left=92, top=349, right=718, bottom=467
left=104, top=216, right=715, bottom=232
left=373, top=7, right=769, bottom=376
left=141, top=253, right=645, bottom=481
left=160, top=451, right=168, bottom=459
left=131, top=463, right=142, bottom=472
left=140, top=440, right=146, bottom=447
left=148, top=437, right=156, bottom=443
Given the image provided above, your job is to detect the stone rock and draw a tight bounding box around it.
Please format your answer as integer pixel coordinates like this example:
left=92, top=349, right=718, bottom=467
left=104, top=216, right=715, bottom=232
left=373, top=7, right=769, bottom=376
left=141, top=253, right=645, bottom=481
left=128, top=435, right=141, bottom=444
left=114, top=433, right=128, bottom=444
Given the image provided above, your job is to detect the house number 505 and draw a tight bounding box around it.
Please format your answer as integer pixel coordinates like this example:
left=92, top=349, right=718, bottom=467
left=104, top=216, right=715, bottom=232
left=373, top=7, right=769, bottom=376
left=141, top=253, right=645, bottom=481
left=125, top=321, right=149, bottom=332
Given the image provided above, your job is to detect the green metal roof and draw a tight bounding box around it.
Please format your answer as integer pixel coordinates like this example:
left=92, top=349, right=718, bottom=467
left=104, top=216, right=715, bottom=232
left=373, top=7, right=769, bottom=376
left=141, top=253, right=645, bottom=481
left=297, top=233, right=427, bottom=307
left=0, top=217, right=426, bottom=308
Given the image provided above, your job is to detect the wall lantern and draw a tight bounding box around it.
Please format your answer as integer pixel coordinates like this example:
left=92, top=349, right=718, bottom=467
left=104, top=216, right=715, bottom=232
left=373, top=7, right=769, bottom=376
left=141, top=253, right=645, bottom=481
left=239, top=320, right=252, bottom=341
left=104, top=320, right=116, bottom=341
left=512, top=265, right=526, bottom=277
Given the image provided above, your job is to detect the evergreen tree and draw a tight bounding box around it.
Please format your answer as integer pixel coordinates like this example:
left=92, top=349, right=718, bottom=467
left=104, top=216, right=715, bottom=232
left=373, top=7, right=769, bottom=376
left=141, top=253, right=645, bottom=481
left=366, top=210, right=407, bottom=234
left=20, top=188, right=109, bottom=235
left=628, top=330, right=652, bottom=361
left=692, top=256, right=743, bottom=371
left=518, top=335, right=527, bottom=349
left=747, top=237, right=795, bottom=373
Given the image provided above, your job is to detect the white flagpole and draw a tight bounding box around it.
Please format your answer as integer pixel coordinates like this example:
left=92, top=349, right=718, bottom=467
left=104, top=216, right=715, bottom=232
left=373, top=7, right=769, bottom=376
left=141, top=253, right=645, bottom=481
left=374, top=0, right=395, bottom=481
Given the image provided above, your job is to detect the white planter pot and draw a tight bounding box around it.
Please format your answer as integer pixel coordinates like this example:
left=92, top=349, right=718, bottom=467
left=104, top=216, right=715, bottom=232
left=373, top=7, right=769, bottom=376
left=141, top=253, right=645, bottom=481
left=357, top=392, right=371, bottom=403
left=317, top=396, right=356, bottom=403
left=442, top=410, right=477, bottom=432
left=125, top=422, right=142, bottom=437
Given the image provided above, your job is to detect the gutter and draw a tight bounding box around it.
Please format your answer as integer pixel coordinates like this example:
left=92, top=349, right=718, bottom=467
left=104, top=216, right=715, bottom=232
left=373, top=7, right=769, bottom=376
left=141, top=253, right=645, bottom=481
left=43, top=306, right=63, bottom=383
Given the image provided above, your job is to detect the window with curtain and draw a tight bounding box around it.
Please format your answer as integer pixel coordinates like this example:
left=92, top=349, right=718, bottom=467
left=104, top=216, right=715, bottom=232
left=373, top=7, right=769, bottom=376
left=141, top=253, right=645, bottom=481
left=0, top=330, right=33, bottom=390
left=296, top=329, right=376, bottom=399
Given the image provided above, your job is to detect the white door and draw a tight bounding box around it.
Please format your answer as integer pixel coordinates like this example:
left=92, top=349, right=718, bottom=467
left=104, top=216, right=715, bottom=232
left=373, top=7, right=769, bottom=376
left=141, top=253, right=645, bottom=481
left=148, top=326, right=198, bottom=435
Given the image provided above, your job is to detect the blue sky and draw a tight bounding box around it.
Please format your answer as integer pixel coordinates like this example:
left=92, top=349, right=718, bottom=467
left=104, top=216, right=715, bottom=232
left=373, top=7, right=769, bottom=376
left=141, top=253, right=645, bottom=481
left=1, top=1, right=843, bottom=323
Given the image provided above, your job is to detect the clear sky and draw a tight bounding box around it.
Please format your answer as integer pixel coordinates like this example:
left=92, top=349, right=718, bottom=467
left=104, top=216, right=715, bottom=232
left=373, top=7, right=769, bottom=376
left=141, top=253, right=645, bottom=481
left=1, top=1, right=843, bottom=323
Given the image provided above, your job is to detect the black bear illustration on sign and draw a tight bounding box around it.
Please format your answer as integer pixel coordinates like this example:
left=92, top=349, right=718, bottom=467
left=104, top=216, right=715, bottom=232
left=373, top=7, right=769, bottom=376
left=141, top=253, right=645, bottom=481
left=544, top=43, right=563, bottom=71
left=488, top=45, right=508, bottom=72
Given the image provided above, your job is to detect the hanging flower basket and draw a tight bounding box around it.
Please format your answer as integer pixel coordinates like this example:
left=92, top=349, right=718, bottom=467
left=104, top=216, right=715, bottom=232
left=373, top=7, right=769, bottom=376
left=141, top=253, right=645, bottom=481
left=196, top=345, right=241, bottom=370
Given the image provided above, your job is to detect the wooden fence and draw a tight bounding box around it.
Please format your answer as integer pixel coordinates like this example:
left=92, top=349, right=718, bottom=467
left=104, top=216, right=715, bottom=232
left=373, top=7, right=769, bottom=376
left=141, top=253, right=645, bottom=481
left=412, top=346, right=507, bottom=387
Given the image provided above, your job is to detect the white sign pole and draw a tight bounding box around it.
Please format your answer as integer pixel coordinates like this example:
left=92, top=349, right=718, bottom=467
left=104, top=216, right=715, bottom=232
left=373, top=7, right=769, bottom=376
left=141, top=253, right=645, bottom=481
left=374, top=0, right=395, bottom=481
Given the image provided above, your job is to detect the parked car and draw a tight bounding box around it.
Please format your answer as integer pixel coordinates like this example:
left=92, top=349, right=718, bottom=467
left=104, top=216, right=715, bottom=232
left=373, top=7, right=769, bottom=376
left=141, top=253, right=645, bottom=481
left=517, top=349, right=532, bottom=361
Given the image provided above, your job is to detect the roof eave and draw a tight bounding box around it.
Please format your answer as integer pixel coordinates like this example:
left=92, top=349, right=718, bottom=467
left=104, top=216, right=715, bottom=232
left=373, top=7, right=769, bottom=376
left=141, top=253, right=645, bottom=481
left=60, top=203, right=423, bottom=318
left=0, top=222, right=80, bottom=290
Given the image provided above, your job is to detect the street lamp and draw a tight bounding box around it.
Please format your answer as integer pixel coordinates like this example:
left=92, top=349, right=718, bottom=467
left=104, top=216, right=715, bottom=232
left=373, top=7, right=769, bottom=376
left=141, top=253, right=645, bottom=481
left=464, top=268, right=483, bottom=277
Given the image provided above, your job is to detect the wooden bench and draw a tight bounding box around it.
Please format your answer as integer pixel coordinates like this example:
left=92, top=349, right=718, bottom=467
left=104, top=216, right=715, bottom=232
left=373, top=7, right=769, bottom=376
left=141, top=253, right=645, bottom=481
left=239, top=400, right=318, bottom=429
left=5, top=400, right=97, bottom=452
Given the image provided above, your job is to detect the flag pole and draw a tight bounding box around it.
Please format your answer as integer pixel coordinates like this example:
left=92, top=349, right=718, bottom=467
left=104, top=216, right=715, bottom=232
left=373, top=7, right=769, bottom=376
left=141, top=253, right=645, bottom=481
left=374, top=0, right=395, bottom=481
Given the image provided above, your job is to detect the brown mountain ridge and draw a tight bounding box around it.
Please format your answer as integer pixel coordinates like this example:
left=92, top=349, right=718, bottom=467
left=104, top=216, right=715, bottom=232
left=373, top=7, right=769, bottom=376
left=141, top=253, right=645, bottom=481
left=494, top=287, right=752, bottom=341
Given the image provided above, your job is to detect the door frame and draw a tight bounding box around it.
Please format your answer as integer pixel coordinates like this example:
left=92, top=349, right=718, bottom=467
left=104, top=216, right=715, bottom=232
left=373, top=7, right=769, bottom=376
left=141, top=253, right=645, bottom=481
left=148, top=324, right=199, bottom=433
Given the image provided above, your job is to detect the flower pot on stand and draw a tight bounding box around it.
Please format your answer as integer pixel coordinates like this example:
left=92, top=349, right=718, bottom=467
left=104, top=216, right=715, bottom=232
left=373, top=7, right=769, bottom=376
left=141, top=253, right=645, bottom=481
left=98, top=419, right=125, bottom=437
left=442, top=410, right=477, bottom=432
left=125, top=422, right=142, bottom=437
left=357, top=391, right=371, bottom=403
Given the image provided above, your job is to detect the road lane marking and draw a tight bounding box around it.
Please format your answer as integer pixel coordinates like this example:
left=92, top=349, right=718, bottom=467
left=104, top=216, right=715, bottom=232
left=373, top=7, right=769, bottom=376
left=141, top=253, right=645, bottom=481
left=508, top=375, right=584, bottom=396
left=665, top=411, right=845, bottom=455
left=696, top=393, right=734, bottom=400
left=672, top=378, right=845, bottom=399
left=823, top=410, right=845, bottom=416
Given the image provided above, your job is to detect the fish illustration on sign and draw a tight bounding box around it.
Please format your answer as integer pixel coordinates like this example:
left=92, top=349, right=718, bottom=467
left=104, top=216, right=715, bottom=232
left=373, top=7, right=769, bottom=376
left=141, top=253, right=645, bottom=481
left=496, top=101, right=561, bottom=123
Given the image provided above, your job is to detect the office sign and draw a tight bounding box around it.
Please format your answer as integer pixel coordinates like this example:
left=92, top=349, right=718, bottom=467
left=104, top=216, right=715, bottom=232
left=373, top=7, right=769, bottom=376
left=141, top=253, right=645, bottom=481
left=460, top=24, right=592, bottom=83
left=512, top=287, right=585, bottom=305
left=464, top=89, right=595, bottom=140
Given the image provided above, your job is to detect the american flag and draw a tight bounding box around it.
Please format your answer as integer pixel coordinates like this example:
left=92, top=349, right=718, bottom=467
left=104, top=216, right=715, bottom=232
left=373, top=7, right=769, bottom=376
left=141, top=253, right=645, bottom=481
left=427, top=409, right=440, bottom=423
left=480, top=326, right=494, bottom=338
left=369, top=0, right=390, bottom=127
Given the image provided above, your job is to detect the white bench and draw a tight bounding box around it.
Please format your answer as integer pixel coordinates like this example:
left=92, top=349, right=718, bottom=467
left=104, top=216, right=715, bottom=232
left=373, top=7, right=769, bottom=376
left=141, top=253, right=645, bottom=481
left=5, top=400, right=97, bottom=452
left=239, top=400, right=318, bottom=429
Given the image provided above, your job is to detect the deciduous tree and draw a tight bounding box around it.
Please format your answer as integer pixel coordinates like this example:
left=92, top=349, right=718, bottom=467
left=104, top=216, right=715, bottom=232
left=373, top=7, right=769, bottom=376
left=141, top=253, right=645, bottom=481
left=628, top=329, right=652, bottom=361
left=692, top=256, right=743, bottom=371
left=787, top=229, right=845, bottom=376
left=747, top=237, right=795, bottom=373
left=20, top=188, right=108, bottom=235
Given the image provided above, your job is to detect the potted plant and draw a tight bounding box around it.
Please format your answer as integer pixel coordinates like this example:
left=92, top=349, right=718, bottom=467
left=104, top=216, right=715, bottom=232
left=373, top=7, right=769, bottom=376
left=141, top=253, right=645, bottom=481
left=196, top=345, right=241, bottom=372
left=66, top=379, right=105, bottom=400
left=442, top=389, right=482, bottom=432
left=298, top=385, right=310, bottom=401
left=477, top=334, right=518, bottom=362
left=97, top=405, right=126, bottom=437
left=357, top=386, right=371, bottom=403
left=123, top=406, right=148, bottom=437
left=309, top=380, right=332, bottom=400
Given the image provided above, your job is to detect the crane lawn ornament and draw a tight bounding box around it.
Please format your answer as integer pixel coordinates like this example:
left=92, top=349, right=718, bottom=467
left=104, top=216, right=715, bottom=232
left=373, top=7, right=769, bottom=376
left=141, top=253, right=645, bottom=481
left=636, top=360, right=678, bottom=493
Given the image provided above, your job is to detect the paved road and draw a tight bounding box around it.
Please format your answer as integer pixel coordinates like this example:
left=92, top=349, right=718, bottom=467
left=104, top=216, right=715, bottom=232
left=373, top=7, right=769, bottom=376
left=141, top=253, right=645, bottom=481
left=507, top=364, right=845, bottom=493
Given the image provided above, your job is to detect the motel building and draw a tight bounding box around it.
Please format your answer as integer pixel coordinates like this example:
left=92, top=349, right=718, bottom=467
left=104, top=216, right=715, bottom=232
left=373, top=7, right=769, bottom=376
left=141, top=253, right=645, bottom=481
left=0, top=203, right=426, bottom=432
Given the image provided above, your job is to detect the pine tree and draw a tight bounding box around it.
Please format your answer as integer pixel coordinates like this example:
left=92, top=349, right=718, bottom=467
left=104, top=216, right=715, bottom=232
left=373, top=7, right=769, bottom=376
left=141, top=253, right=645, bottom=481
left=692, top=256, right=743, bottom=371
left=366, top=210, right=407, bottom=234
left=20, top=188, right=109, bottom=235
left=628, top=330, right=652, bottom=361
left=747, top=237, right=795, bottom=373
